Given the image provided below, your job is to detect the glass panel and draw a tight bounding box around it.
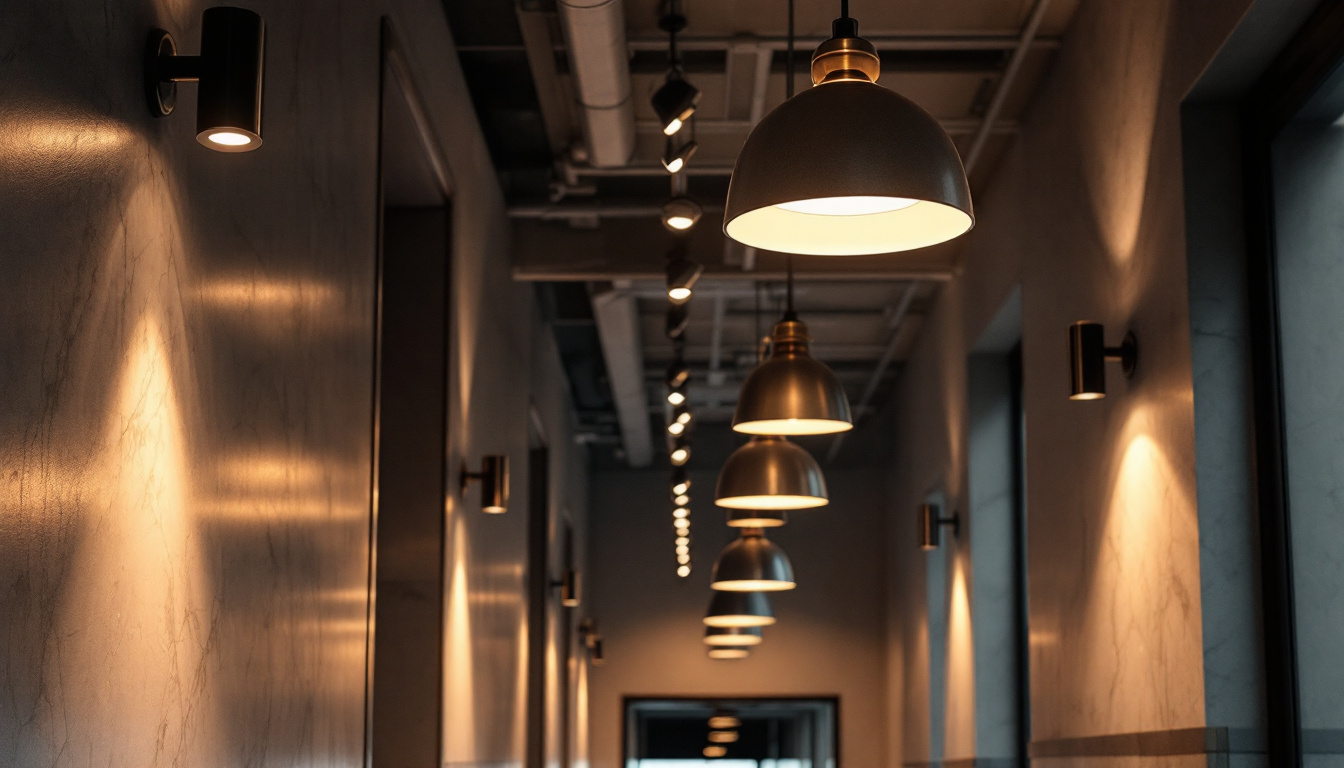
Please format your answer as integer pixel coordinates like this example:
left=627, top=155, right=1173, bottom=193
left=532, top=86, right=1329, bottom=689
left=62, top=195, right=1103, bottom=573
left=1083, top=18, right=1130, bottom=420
left=1270, top=53, right=1344, bottom=764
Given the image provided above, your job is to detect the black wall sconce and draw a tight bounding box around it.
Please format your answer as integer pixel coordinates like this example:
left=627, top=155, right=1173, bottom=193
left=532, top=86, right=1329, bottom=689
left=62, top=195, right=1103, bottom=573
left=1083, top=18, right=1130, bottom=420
left=145, top=6, right=265, bottom=151
left=1068, top=321, right=1137, bottom=400
left=552, top=569, right=581, bottom=608
left=461, top=455, right=509, bottom=514
left=579, top=618, right=605, bottom=666
left=919, top=503, right=959, bottom=550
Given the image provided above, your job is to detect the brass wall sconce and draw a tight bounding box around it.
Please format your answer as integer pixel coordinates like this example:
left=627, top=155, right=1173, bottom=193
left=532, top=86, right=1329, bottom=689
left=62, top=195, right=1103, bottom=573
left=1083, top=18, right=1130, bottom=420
left=1068, top=321, right=1137, bottom=400
left=919, top=503, right=959, bottom=550
left=579, top=618, right=604, bottom=666
left=552, top=569, right=581, bottom=608
left=146, top=6, right=266, bottom=151
left=461, top=455, right=509, bottom=514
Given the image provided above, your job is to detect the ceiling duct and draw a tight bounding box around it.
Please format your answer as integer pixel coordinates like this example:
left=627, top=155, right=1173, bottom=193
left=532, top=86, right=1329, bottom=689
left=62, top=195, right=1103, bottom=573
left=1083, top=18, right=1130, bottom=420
left=558, top=0, right=636, bottom=168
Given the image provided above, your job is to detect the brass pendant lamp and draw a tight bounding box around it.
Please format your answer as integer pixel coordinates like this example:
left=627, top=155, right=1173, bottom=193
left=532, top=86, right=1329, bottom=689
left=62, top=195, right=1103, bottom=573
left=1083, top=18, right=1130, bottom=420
left=732, top=266, right=852, bottom=436
left=722, top=0, right=973, bottom=255
left=703, top=589, right=776, bottom=628
left=703, top=624, right=764, bottom=646
left=710, top=528, right=796, bottom=592
left=716, top=436, right=828, bottom=510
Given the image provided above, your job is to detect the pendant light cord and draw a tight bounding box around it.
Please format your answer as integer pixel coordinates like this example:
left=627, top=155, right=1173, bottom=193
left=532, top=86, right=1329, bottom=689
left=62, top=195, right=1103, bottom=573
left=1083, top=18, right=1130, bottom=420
left=786, top=0, right=795, bottom=98
left=841, top=0, right=849, bottom=19
left=784, top=255, right=797, bottom=321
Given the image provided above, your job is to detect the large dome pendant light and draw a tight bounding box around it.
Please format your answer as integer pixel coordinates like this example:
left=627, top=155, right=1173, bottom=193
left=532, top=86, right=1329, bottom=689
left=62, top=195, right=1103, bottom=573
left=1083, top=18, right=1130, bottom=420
left=710, top=528, right=796, bottom=592
left=722, top=0, right=973, bottom=256
left=716, top=436, right=828, bottom=510
left=732, top=263, right=853, bottom=436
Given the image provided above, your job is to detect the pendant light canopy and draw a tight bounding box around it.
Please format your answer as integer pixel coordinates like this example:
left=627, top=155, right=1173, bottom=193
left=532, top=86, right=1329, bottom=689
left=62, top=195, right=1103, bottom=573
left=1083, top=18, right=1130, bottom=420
left=722, top=12, right=972, bottom=255
left=733, top=317, right=852, bottom=436
left=711, top=528, right=796, bottom=592
left=703, top=624, right=764, bottom=646
left=716, top=436, right=828, bottom=510
left=703, top=589, right=776, bottom=628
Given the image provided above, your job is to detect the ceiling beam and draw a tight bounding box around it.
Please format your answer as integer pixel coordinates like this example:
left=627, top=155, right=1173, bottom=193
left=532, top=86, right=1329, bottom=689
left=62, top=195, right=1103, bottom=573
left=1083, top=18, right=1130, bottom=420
left=512, top=219, right=957, bottom=282
left=589, top=283, right=655, bottom=467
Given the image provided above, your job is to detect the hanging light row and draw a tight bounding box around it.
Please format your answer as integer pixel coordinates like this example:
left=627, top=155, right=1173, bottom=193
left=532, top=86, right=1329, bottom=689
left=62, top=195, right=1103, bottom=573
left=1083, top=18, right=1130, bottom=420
left=702, top=712, right=740, bottom=757
left=666, top=237, right=699, bottom=577
left=697, top=0, right=980, bottom=660
left=655, top=1, right=705, bottom=234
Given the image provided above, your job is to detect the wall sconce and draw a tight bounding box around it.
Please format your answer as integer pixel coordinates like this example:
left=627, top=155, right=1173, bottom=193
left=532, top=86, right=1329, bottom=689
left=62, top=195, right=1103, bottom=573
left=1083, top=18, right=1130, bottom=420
left=579, top=618, right=605, bottom=666
left=145, top=7, right=266, bottom=151
left=1068, top=321, right=1137, bottom=400
left=461, top=455, right=509, bottom=514
left=919, top=503, right=959, bottom=550
left=552, top=569, right=581, bottom=608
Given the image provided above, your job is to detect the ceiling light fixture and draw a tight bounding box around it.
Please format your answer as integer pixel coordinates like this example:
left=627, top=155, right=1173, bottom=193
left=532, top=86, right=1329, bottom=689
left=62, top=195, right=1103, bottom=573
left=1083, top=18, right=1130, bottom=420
left=703, top=590, right=776, bottom=628
left=662, top=196, right=704, bottom=232
left=711, top=528, right=796, bottom=591
left=703, top=625, right=764, bottom=646
left=1068, top=321, right=1137, bottom=400
left=722, top=0, right=973, bottom=254
left=707, top=648, right=750, bottom=660
left=145, top=7, right=266, bottom=152
left=667, top=359, right=691, bottom=390
left=708, top=731, right=740, bottom=744
left=461, top=455, right=509, bottom=513
left=651, top=8, right=700, bottom=136
left=670, top=437, right=691, bottom=466
left=703, top=745, right=729, bottom=757
left=666, top=304, right=690, bottom=340
left=727, top=508, right=787, bottom=528
left=716, top=436, right=828, bottom=510
left=666, top=248, right=704, bottom=302
left=919, top=503, right=960, bottom=550
left=708, top=715, right=742, bottom=730
left=733, top=264, right=853, bottom=435
left=663, top=137, right=699, bottom=173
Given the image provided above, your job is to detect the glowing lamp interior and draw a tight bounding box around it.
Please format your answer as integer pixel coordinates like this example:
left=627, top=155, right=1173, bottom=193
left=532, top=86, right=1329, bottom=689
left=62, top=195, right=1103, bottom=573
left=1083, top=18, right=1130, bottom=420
left=733, top=417, right=854, bottom=436
left=703, top=633, right=763, bottom=647
left=711, top=579, right=796, bottom=592
left=726, top=516, right=787, bottom=528
left=703, top=614, right=777, bottom=628
left=665, top=215, right=695, bottom=230
left=664, top=118, right=683, bottom=136
left=707, top=649, right=749, bottom=660
left=775, top=195, right=918, bottom=216
left=668, top=287, right=692, bottom=301
left=1070, top=392, right=1106, bottom=401
left=716, top=494, right=828, bottom=510
left=726, top=199, right=973, bottom=256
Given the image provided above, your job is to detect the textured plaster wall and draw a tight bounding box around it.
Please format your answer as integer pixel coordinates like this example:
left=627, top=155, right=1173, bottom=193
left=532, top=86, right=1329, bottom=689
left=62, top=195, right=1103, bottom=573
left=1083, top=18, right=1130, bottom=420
left=585, top=467, right=888, bottom=768
left=0, top=2, right=586, bottom=767
left=883, top=0, right=1261, bottom=763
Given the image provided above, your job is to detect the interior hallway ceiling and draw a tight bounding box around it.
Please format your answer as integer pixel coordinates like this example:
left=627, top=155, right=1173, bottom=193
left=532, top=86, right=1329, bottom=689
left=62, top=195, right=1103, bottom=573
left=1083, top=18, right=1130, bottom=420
left=445, top=0, right=1081, bottom=464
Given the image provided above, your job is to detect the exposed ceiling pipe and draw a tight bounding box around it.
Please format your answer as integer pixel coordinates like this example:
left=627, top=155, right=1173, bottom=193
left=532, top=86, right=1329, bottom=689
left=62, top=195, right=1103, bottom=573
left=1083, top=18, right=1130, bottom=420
left=589, top=283, right=654, bottom=467
left=558, top=0, right=636, bottom=168
left=964, top=0, right=1053, bottom=174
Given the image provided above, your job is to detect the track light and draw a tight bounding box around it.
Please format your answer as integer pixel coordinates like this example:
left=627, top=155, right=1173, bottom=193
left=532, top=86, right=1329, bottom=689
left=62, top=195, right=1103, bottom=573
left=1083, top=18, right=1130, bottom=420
left=704, top=590, right=775, bottom=628
left=666, top=251, right=703, bottom=303
left=667, top=360, right=691, bottom=389
left=662, top=196, right=704, bottom=232
left=668, top=420, right=687, bottom=437
left=461, top=455, right=509, bottom=513
left=716, top=436, right=828, bottom=510
left=670, top=437, right=691, bottom=466
left=653, top=76, right=700, bottom=136
left=552, top=569, right=581, bottom=608
left=711, top=528, right=796, bottom=591
left=671, top=469, right=691, bottom=497
left=146, top=7, right=266, bottom=151
left=668, top=383, right=688, bottom=406
left=1068, top=321, right=1137, bottom=400
left=663, top=139, right=699, bottom=173
left=919, top=503, right=960, bottom=550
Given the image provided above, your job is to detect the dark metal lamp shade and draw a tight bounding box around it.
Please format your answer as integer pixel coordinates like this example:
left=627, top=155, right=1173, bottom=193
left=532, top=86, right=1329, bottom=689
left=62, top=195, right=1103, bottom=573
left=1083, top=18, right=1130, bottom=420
left=733, top=319, right=853, bottom=435
left=703, top=625, right=764, bottom=646
left=710, top=529, right=796, bottom=592
left=716, top=436, right=827, bottom=510
left=704, top=590, right=776, bottom=628
left=1068, top=321, right=1137, bottom=400
left=722, top=23, right=972, bottom=255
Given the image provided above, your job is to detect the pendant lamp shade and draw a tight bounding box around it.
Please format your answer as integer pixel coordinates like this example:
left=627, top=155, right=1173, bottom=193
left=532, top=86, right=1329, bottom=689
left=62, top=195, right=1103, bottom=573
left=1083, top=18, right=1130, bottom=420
left=708, top=647, right=750, bottom=660
left=722, top=19, right=973, bottom=256
left=726, top=508, right=787, bottom=528
left=716, top=436, right=827, bottom=510
left=711, top=529, right=796, bottom=592
left=704, top=590, right=776, bottom=628
left=703, top=625, right=764, bottom=646
left=733, top=318, right=852, bottom=435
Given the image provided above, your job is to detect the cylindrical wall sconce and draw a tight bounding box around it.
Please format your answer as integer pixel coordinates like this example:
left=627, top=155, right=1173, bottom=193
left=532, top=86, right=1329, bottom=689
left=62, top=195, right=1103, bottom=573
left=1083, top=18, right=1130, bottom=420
left=919, top=503, right=960, bottom=550
left=461, top=455, right=509, bottom=513
left=1068, top=321, right=1137, bottom=400
left=552, top=569, right=581, bottom=608
left=146, top=7, right=266, bottom=151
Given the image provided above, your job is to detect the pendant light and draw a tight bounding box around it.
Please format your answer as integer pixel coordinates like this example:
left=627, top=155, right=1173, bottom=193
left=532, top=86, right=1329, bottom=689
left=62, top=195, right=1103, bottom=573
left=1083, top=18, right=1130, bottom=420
left=703, top=590, right=776, bottom=628
left=722, top=0, right=973, bottom=255
left=708, top=714, right=742, bottom=730
left=716, top=436, right=827, bottom=510
left=733, top=264, right=852, bottom=436
left=711, top=528, right=796, bottom=592
left=703, top=625, right=764, bottom=646
left=727, top=508, right=787, bottom=528
left=707, top=648, right=750, bottom=660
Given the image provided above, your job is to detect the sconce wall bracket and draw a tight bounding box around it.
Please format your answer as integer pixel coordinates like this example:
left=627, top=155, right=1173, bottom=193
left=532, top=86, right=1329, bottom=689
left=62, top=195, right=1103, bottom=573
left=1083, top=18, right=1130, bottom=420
left=919, top=503, right=960, bottom=550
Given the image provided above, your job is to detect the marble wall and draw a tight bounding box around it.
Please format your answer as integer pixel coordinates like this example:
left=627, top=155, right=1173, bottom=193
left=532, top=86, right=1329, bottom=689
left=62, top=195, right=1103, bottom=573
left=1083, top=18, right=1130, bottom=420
left=585, top=466, right=889, bottom=768
left=881, top=0, right=1272, bottom=764
left=0, top=2, right=587, bottom=767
